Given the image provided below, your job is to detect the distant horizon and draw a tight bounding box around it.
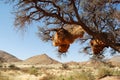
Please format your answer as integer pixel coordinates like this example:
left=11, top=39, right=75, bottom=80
left=1, top=49, right=120, bottom=63
left=0, top=49, right=90, bottom=63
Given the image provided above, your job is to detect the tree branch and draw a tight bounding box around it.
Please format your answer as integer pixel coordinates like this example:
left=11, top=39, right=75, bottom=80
left=112, top=1, right=120, bottom=4
left=71, top=0, right=95, bottom=36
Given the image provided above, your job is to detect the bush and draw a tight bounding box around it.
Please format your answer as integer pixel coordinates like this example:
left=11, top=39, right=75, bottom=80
left=37, top=71, right=95, bottom=80
left=0, top=64, right=2, bottom=68
left=8, top=64, right=20, bottom=70
left=97, top=66, right=120, bottom=79
left=73, top=71, right=95, bottom=80
left=28, top=66, right=39, bottom=76
left=110, top=69, right=120, bottom=76
left=62, top=64, right=69, bottom=70
left=40, top=73, right=55, bottom=80
left=53, top=71, right=95, bottom=80
left=9, top=64, right=15, bottom=68
left=97, top=67, right=111, bottom=79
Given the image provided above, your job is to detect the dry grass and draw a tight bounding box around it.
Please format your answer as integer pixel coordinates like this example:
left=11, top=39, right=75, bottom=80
left=0, top=60, right=120, bottom=80
left=0, top=72, right=9, bottom=80
left=96, top=65, right=120, bottom=79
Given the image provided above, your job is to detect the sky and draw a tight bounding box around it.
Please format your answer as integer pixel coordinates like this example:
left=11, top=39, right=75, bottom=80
left=0, top=1, right=91, bottom=62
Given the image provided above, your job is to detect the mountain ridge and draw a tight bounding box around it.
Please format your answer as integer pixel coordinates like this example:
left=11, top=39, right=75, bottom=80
left=0, top=50, right=120, bottom=66
left=22, top=53, right=61, bottom=65
left=0, top=50, right=21, bottom=63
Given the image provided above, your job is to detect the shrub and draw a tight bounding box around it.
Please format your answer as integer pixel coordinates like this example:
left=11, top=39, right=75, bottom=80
left=8, top=64, right=20, bottom=70
left=78, top=65, right=82, bottom=69
left=62, top=64, right=69, bottom=70
left=54, top=71, right=95, bottom=80
left=28, top=66, right=39, bottom=76
left=0, top=64, right=2, bottom=68
left=106, top=62, right=115, bottom=68
left=40, top=73, right=55, bottom=80
left=97, top=67, right=111, bottom=79
left=73, top=71, right=95, bottom=80
left=39, top=71, right=95, bottom=80
left=110, top=69, right=120, bottom=76
left=9, top=64, right=15, bottom=68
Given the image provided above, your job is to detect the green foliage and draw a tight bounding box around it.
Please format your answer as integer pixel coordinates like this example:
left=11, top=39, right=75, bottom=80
left=78, top=66, right=82, bottom=69
left=41, top=71, right=95, bottom=80
left=9, top=64, right=15, bottom=68
left=0, top=64, right=2, bottom=68
left=110, top=68, right=120, bottom=76
left=28, top=66, right=39, bottom=76
left=97, top=67, right=111, bottom=79
left=97, top=66, right=120, bottom=79
left=8, top=64, right=20, bottom=70
left=73, top=71, right=95, bottom=80
left=61, top=64, right=69, bottom=70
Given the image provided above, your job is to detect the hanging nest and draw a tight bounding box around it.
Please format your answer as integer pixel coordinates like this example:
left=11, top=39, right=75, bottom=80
left=52, top=26, right=85, bottom=53
left=90, top=39, right=107, bottom=55
left=52, top=28, right=74, bottom=46
left=58, top=44, right=70, bottom=53
left=64, top=25, right=85, bottom=38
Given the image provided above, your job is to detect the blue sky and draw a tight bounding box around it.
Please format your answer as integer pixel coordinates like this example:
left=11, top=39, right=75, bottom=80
left=0, top=1, right=91, bottom=62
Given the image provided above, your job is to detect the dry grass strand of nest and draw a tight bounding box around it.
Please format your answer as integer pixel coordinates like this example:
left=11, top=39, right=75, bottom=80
left=90, top=39, right=107, bottom=55
left=64, top=25, right=85, bottom=38
left=58, top=44, right=70, bottom=53
left=52, top=28, right=74, bottom=46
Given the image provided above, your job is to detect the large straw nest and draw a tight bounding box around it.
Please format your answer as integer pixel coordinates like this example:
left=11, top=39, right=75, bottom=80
left=64, top=25, right=84, bottom=38
left=52, top=28, right=74, bottom=46
left=90, top=39, right=107, bottom=55
left=52, top=25, right=85, bottom=53
left=58, top=44, right=70, bottom=53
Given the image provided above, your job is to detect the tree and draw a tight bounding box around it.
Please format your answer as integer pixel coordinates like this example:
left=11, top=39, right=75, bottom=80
left=5, top=0, right=120, bottom=57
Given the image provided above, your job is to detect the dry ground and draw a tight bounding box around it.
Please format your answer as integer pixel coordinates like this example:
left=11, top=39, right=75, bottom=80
left=0, top=62, right=120, bottom=80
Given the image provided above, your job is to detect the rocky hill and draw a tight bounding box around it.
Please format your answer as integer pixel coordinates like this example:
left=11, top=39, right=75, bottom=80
left=0, top=50, right=21, bottom=63
left=23, top=54, right=60, bottom=65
